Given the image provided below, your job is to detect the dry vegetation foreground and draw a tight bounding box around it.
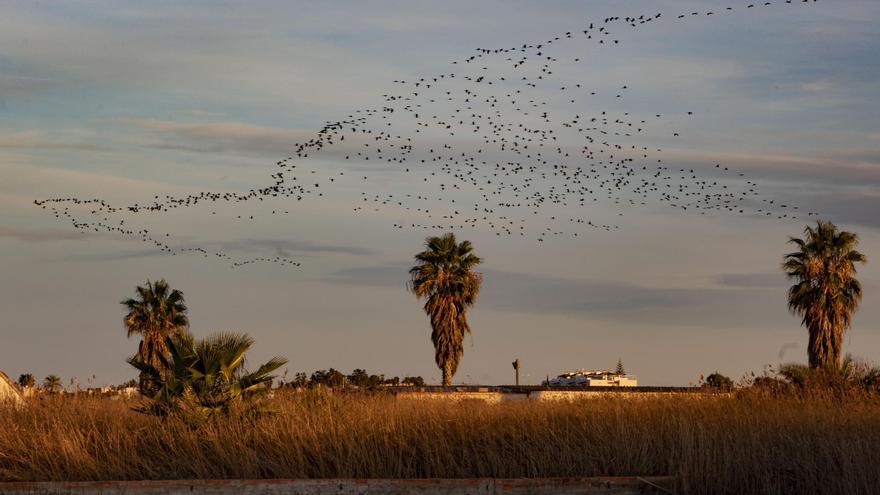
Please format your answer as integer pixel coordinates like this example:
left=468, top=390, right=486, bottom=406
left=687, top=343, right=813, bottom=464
left=2, top=392, right=879, bottom=495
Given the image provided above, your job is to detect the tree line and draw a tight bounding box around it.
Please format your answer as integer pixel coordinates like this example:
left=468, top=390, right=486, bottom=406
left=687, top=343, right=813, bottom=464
left=283, top=369, right=425, bottom=389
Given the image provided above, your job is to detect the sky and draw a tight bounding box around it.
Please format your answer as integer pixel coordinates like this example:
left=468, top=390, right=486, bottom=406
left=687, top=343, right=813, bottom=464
left=2, top=0, right=879, bottom=387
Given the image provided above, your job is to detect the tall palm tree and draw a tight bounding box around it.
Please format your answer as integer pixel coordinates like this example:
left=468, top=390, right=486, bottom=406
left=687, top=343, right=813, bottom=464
left=128, top=330, right=287, bottom=417
left=122, top=279, right=189, bottom=387
left=783, top=221, right=867, bottom=369
left=409, top=233, right=482, bottom=386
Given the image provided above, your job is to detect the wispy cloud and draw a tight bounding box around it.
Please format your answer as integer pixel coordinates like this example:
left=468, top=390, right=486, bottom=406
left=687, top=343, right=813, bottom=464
left=47, top=238, right=375, bottom=263
left=323, top=264, right=773, bottom=322
left=221, top=238, right=375, bottom=257
left=663, top=148, right=880, bottom=186
left=128, top=119, right=312, bottom=156
left=798, top=189, right=880, bottom=230
left=47, top=248, right=163, bottom=263
left=715, top=272, right=785, bottom=289
left=0, top=226, right=98, bottom=243
left=0, top=131, right=107, bottom=151
left=802, top=79, right=834, bottom=93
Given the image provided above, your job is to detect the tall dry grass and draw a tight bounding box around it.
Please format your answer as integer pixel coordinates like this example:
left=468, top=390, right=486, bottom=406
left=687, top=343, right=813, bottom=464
left=2, top=391, right=879, bottom=494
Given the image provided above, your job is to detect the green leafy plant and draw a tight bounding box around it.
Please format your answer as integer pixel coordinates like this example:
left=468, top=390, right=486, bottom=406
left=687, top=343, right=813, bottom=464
left=128, top=330, right=286, bottom=419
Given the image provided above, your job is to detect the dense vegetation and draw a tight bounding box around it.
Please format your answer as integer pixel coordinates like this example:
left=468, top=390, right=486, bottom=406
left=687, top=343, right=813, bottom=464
left=3, top=390, right=880, bottom=494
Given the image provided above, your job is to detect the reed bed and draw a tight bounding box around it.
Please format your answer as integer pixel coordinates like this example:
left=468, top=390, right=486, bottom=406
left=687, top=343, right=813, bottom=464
left=2, top=391, right=879, bottom=494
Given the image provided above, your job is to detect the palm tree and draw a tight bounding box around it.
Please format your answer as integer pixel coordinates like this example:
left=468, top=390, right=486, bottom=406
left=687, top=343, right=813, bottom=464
left=783, top=221, right=867, bottom=369
left=128, top=330, right=287, bottom=417
left=121, top=279, right=189, bottom=388
left=409, top=233, right=482, bottom=386
left=43, top=375, right=62, bottom=394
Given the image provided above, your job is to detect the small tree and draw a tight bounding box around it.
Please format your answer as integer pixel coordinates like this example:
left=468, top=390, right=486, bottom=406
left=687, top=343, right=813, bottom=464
left=17, top=373, right=35, bottom=389
left=289, top=372, right=309, bottom=388
left=704, top=372, right=734, bottom=391
left=309, top=369, right=346, bottom=388
left=615, top=358, right=626, bottom=375
left=402, top=376, right=425, bottom=387
left=348, top=369, right=370, bottom=387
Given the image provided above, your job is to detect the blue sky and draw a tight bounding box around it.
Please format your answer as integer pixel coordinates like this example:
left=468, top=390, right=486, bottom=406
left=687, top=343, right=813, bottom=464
left=1, top=1, right=879, bottom=387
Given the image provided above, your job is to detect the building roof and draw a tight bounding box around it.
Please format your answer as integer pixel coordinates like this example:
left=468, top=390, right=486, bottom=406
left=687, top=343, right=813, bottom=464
left=0, top=370, right=24, bottom=405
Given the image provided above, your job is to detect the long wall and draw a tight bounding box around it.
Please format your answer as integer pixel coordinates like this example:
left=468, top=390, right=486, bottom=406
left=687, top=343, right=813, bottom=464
left=394, top=387, right=726, bottom=403
left=0, top=477, right=675, bottom=495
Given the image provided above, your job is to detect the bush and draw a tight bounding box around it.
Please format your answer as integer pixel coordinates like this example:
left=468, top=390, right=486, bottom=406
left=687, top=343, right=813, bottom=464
left=703, top=372, right=734, bottom=391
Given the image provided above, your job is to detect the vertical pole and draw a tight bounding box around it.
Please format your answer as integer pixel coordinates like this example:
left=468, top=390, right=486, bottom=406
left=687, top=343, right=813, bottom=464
left=512, top=358, right=520, bottom=386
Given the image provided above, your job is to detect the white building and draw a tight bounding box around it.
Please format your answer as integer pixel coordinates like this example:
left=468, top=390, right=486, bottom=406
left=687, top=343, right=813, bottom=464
left=547, top=369, right=637, bottom=387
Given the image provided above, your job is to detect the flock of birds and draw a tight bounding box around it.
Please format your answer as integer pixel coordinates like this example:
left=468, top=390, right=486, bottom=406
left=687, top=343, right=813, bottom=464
left=35, top=0, right=822, bottom=268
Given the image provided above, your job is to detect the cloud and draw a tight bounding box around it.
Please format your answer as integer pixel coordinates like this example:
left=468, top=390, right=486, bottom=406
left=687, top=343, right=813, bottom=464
left=0, top=74, right=58, bottom=97
left=174, top=109, right=226, bottom=118
left=802, top=190, right=880, bottom=231
left=128, top=119, right=313, bottom=156
left=47, top=248, right=163, bottom=263
left=715, top=272, right=786, bottom=289
left=48, top=238, right=375, bottom=263
left=221, top=238, right=375, bottom=257
left=663, top=148, right=880, bottom=187
left=323, top=264, right=777, bottom=322
left=0, top=131, right=106, bottom=151
left=0, top=226, right=99, bottom=243
left=0, top=160, right=189, bottom=204
left=0, top=6, right=405, bottom=113
left=802, top=79, right=834, bottom=93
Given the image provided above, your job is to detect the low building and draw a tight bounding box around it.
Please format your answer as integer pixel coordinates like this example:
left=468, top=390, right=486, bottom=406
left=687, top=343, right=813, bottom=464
left=0, top=371, right=24, bottom=405
left=548, top=369, right=638, bottom=387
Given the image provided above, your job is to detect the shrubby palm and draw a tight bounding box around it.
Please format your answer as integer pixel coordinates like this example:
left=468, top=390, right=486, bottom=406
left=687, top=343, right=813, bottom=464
left=783, top=221, right=866, bottom=369
left=128, top=330, right=286, bottom=418
left=43, top=375, right=62, bottom=394
left=777, top=354, right=880, bottom=393
left=409, top=233, right=482, bottom=386
left=122, top=279, right=189, bottom=388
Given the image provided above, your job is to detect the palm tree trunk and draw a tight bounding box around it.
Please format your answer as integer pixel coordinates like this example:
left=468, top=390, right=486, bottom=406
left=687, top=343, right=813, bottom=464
left=441, top=363, right=452, bottom=387
left=830, top=326, right=843, bottom=370
left=808, top=324, right=839, bottom=370
left=807, top=327, right=822, bottom=369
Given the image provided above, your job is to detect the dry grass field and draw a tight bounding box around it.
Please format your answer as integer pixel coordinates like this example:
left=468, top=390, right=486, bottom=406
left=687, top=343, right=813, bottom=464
left=2, top=390, right=879, bottom=494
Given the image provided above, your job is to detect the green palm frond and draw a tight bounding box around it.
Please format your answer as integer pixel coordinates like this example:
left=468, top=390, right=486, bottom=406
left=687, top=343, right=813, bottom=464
left=128, top=329, right=285, bottom=418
